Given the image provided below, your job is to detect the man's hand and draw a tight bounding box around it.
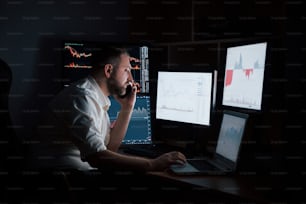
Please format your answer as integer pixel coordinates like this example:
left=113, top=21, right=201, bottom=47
left=150, top=151, right=187, bottom=171
left=115, top=81, right=140, bottom=112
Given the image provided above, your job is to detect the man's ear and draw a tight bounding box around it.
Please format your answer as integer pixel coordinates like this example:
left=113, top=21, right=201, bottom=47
left=104, top=64, right=113, bottom=78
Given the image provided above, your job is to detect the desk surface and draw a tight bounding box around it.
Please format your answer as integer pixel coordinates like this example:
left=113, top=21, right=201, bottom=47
left=148, top=170, right=304, bottom=204
left=3, top=166, right=303, bottom=203
left=120, top=148, right=304, bottom=203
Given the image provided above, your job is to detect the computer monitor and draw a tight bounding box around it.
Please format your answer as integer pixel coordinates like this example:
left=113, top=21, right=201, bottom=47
left=156, top=71, right=213, bottom=126
left=62, top=41, right=94, bottom=85
left=108, top=95, right=152, bottom=144
left=62, top=40, right=150, bottom=93
left=222, top=42, right=267, bottom=111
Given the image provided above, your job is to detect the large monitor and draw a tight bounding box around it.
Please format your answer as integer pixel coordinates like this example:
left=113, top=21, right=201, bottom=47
left=222, top=42, right=267, bottom=111
left=62, top=41, right=150, bottom=93
left=156, top=71, right=213, bottom=126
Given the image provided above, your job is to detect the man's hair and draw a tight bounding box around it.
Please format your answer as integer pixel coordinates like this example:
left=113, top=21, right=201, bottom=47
left=91, top=46, right=129, bottom=74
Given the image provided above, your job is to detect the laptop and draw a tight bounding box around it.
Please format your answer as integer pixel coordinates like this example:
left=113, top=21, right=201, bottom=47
left=108, top=95, right=176, bottom=157
left=169, top=110, right=249, bottom=175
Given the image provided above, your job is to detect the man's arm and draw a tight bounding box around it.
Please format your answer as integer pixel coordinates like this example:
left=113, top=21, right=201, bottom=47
left=107, top=83, right=137, bottom=151
left=86, top=149, right=187, bottom=172
left=107, top=105, right=133, bottom=152
left=86, top=150, right=152, bottom=172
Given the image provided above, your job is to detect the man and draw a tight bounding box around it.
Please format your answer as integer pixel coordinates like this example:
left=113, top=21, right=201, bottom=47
left=35, top=46, right=186, bottom=172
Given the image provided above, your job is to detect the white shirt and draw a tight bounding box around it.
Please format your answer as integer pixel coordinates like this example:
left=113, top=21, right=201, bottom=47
left=34, top=75, right=111, bottom=170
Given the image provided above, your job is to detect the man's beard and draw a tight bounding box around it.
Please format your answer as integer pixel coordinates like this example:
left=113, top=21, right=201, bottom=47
left=107, top=74, right=125, bottom=96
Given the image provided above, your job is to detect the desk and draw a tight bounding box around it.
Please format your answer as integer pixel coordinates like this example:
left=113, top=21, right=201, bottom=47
left=149, top=172, right=268, bottom=203
left=147, top=171, right=303, bottom=204
left=119, top=148, right=304, bottom=203
left=118, top=148, right=265, bottom=203
left=3, top=167, right=303, bottom=203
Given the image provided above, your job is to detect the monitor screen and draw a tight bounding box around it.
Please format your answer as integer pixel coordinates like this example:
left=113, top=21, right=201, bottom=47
left=222, top=42, right=267, bottom=110
left=63, top=42, right=93, bottom=69
left=108, top=95, right=152, bottom=144
left=62, top=41, right=150, bottom=93
left=156, top=71, right=213, bottom=126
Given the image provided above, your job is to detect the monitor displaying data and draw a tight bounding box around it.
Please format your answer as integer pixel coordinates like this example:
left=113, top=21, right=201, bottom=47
left=222, top=42, right=267, bottom=110
left=156, top=71, right=213, bottom=126
left=63, top=42, right=93, bottom=69
left=62, top=41, right=150, bottom=93
left=108, top=95, right=152, bottom=144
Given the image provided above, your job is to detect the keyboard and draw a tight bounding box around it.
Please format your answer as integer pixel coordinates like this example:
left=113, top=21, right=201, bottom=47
left=188, top=159, right=218, bottom=171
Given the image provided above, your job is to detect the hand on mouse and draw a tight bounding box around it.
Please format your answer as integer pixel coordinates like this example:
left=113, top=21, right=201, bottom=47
left=175, top=159, right=186, bottom=166
left=150, top=151, right=186, bottom=171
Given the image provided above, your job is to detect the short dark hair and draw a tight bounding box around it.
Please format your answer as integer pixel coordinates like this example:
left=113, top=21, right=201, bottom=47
left=91, top=46, right=129, bottom=74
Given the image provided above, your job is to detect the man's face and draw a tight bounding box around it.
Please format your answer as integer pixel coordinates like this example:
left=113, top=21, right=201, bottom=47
left=107, top=53, right=133, bottom=96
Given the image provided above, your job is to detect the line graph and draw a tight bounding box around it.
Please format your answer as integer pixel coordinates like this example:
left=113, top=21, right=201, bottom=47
left=156, top=71, right=212, bottom=126
left=64, top=45, right=92, bottom=58
left=63, top=43, right=93, bottom=69
left=64, top=62, right=92, bottom=69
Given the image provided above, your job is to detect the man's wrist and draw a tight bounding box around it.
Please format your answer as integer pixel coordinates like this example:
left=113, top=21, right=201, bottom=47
left=120, top=107, right=134, bottom=115
left=146, top=159, right=155, bottom=171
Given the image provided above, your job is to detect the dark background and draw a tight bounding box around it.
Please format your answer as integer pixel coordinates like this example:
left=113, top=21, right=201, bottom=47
left=1, top=0, right=305, bottom=203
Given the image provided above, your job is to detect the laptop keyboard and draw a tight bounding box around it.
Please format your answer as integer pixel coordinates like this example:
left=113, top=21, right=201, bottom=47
left=188, top=159, right=218, bottom=171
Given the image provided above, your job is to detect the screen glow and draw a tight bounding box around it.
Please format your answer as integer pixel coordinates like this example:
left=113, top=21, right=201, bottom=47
left=156, top=71, right=212, bottom=126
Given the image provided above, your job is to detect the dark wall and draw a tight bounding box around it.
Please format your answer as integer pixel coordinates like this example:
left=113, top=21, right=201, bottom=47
left=0, top=1, right=129, bottom=142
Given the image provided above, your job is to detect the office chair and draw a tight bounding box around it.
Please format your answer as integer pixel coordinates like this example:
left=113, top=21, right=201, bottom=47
left=0, top=58, right=13, bottom=170
left=0, top=58, right=27, bottom=171
left=0, top=58, right=77, bottom=203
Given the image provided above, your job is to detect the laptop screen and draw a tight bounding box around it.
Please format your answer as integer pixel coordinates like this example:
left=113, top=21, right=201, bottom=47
left=215, top=111, right=248, bottom=162
left=108, top=95, right=152, bottom=144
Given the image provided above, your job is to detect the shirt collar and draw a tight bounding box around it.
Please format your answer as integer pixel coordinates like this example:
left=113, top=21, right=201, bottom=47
left=87, top=75, right=110, bottom=111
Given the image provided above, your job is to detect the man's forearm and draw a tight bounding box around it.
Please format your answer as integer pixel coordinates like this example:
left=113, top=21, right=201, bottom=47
left=86, top=149, right=153, bottom=172
left=107, top=108, right=133, bottom=151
